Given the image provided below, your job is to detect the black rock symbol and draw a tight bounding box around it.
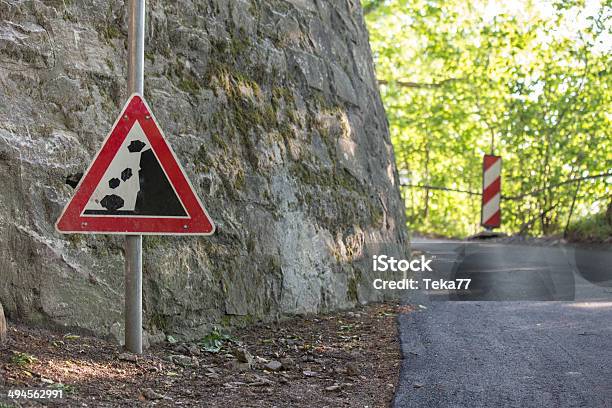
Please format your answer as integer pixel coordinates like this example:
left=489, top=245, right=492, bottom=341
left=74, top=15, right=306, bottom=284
left=109, top=178, right=120, bottom=189
left=121, top=168, right=133, bottom=181
left=128, top=140, right=146, bottom=153
left=100, top=194, right=124, bottom=211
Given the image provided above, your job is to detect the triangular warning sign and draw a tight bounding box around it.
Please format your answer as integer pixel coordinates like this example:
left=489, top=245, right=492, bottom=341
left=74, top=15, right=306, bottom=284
left=56, top=94, right=215, bottom=235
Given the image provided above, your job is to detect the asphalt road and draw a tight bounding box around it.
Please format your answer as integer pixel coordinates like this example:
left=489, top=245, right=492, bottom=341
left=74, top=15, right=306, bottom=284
left=394, top=239, right=612, bottom=408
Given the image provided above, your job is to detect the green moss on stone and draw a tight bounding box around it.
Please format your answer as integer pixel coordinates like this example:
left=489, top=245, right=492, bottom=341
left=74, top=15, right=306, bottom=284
left=104, top=58, right=115, bottom=72
left=230, top=35, right=249, bottom=56
left=211, top=133, right=228, bottom=151
left=150, top=312, right=169, bottom=332
left=102, top=25, right=122, bottom=41
left=144, top=235, right=164, bottom=250
left=234, top=169, right=245, bottom=190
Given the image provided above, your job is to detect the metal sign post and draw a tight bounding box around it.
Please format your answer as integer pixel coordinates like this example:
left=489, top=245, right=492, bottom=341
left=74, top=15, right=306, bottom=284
left=55, top=0, right=214, bottom=355
left=125, top=0, right=145, bottom=354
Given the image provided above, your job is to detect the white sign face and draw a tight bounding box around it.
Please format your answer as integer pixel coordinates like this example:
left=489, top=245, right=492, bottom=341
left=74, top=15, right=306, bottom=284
left=81, top=121, right=187, bottom=218
left=84, top=121, right=147, bottom=214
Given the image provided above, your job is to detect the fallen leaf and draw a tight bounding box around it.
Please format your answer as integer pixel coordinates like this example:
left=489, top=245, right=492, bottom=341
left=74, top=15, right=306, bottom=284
left=63, top=334, right=81, bottom=340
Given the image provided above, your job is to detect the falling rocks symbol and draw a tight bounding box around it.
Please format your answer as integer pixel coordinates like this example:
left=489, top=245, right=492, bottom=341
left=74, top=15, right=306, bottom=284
left=55, top=94, right=215, bottom=235
left=85, top=143, right=186, bottom=217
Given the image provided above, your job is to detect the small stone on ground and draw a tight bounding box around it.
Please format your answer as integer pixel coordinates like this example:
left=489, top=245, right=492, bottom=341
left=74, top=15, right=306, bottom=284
left=265, top=360, right=283, bottom=372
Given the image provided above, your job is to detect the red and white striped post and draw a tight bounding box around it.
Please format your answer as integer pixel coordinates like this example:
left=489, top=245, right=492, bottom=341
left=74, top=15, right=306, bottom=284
left=481, top=155, right=501, bottom=229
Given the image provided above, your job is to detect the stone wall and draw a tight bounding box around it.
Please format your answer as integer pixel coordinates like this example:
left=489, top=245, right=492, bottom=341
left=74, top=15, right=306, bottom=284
left=0, top=0, right=408, bottom=341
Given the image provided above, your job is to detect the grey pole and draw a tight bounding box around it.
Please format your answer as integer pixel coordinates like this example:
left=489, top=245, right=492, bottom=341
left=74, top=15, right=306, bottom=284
left=125, top=0, right=145, bottom=354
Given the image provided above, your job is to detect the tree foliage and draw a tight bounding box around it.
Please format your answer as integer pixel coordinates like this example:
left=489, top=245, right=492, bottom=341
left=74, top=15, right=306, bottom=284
left=364, top=0, right=611, bottom=237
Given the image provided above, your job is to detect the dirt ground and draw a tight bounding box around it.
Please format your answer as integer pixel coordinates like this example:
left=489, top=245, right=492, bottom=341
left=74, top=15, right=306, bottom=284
left=0, top=303, right=401, bottom=407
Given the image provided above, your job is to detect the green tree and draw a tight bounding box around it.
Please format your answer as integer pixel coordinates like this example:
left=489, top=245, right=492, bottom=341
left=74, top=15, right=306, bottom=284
left=364, top=0, right=611, bottom=237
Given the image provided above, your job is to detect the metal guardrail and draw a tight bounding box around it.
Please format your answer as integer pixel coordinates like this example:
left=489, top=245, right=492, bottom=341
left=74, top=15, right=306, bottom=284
left=400, top=172, right=612, bottom=201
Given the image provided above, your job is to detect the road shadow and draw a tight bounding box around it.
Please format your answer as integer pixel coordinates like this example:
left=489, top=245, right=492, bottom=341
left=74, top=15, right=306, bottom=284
left=574, top=245, right=612, bottom=287
left=412, top=240, right=612, bottom=301
left=449, top=244, right=576, bottom=301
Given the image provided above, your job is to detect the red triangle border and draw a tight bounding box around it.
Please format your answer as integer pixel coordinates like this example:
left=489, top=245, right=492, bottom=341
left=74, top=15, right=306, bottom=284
left=55, top=94, right=215, bottom=235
